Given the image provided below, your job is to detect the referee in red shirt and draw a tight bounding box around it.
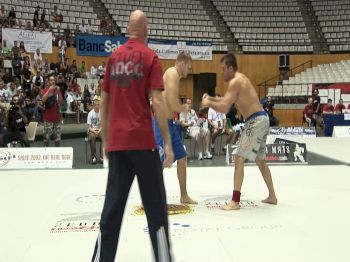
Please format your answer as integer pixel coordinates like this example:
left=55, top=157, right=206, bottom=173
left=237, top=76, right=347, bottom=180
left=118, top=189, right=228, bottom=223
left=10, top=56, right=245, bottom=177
left=91, top=10, right=174, bottom=262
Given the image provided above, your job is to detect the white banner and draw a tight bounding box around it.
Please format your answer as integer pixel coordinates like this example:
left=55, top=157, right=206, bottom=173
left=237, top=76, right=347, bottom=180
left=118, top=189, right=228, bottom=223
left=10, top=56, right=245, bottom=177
left=148, top=40, right=212, bottom=60
left=2, top=28, right=52, bottom=54
left=0, top=147, right=73, bottom=169
left=332, top=126, right=350, bottom=138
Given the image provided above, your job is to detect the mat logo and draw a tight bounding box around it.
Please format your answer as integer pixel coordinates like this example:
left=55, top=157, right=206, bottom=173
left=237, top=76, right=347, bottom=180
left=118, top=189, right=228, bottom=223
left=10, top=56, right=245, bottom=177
left=144, top=222, right=191, bottom=236
left=76, top=194, right=105, bottom=204
left=0, top=150, right=15, bottom=167
left=50, top=212, right=100, bottom=233
left=205, top=200, right=258, bottom=209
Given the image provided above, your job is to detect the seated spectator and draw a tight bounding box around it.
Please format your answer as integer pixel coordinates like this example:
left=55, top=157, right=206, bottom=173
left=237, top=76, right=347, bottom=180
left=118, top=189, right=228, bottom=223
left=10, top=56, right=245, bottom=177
left=89, top=83, right=96, bottom=97
left=68, top=59, right=78, bottom=77
left=32, top=71, right=44, bottom=90
left=322, top=98, right=334, bottom=114
left=14, top=19, right=24, bottom=29
left=19, top=41, right=28, bottom=58
left=12, top=41, right=20, bottom=58
left=8, top=81, right=17, bottom=99
left=334, top=99, right=345, bottom=114
left=0, top=79, right=10, bottom=102
left=98, top=62, right=106, bottom=79
left=79, top=19, right=88, bottom=34
left=70, top=89, right=82, bottom=123
left=52, top=5, right=63, bottom=24
left=33, top=48, right=43, bottom=72
left=22, top=71, right=32, bottom=97
left=90, top=64, right=97, bottom=78
left=93, top=87, right=101, bottom=101
left=40, top=9, right=47, bottom=28
left=179, top=98, right=212, bottom=160
left=2, top=94, right=29, bottom=147
left=208, top=98, right=234, bottom=152
left=43, top=58, right=50, bottom=74
left=25, top=21, right=33, bottom=31
left=69, top=78, right=81, bottom=94
left=82, top=84, right=91, bottom=112
left=87, top=99, right=102, bottom=164
left=263, top=96, right=278, bottom=126
left=79, top=61, right=87, bottom=78
left=1, top=40, right=13, bottom=59
left=24, top=96, right=35, bottom=121
left=303, top=97, right=317, bottom=127
left=86, top=19, right=93, bottom=34
left=226, top=105, right=244, bottom=145
left=0, top=101, right=7, bottom=146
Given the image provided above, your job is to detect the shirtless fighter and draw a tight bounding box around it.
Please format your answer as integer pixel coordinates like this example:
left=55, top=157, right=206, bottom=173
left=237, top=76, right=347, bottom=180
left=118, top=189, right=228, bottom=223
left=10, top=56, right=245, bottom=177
left=153, top=52, right=197, bottom=204
left=202, top=53, right=277, bottom=210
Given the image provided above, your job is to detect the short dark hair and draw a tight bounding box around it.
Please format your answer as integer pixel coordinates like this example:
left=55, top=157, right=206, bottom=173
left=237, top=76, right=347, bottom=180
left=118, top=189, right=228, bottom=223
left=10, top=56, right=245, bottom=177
left=327, top=98, right=332, bottom=102
left=220, top=53, right=238, bottom=71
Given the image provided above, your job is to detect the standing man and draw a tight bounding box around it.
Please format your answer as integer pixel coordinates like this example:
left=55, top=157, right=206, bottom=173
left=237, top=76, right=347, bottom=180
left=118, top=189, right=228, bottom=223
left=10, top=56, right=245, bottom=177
left=91, top=10, right=174, bottom=262
left=202, top=53, right=277, bottom=210
left=41, top=74, right=63, bottom=147
left=152, top=52, right=197, bottom=204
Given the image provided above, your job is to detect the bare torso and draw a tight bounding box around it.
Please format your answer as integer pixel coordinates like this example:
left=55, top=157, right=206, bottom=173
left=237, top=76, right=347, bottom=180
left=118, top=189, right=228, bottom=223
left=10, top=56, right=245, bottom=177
left=230, top=72, right=262, bottom=119
left=163, top=66, right=180, bottom=119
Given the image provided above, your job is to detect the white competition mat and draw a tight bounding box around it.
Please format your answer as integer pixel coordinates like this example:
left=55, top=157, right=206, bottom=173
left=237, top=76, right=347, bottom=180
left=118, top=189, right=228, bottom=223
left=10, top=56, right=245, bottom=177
left=1, top=163, right=349, bottom=262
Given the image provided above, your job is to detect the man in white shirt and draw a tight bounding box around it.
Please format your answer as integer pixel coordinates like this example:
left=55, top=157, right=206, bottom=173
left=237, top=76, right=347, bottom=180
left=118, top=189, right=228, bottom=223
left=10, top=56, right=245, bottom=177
left=86, top=19, right=93, bottom=34
left=208, top=98, right=234, bottom=152
left=79, top=19, right=87, bottom=34
left=180, top=98, right=212, bottom=160
left=90, top=64, right=97, bottom=78
left=87, top=99, right=102, bottom=164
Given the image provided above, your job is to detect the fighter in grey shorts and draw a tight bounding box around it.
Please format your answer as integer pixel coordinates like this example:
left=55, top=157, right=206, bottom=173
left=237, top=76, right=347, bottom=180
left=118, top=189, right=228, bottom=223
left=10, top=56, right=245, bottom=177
left=237, top=111, right=269, bottom=161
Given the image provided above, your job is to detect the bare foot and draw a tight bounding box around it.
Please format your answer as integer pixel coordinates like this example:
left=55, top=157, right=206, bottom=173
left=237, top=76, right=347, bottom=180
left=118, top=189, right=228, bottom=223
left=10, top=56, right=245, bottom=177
left=221, top=200, right=240, bottom=210
left=262, top=196, right=278, bottom=205
left=180, top=195, right=198, bottom=205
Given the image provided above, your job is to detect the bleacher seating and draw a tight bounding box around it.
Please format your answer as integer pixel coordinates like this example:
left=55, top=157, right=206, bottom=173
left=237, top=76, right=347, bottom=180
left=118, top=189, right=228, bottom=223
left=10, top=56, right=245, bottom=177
left=311, top=0, right=350, bottom=52
left=212, top=0, right=313, bottom=53
left=267, top=60, right=350, bottom=100
left=100, top=0, right=228, bottom=51
left=1, top=0, right=101, bottom=34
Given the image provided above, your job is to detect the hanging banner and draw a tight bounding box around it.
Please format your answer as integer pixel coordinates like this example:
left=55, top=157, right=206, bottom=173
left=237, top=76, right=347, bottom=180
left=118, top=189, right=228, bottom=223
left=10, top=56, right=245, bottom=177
left=269, top=127, right=316, bottom=137
left=2, top=28, right=52, bottom=53
left=76, top=34, right=212, bottom=60
left=148, top=39, right=212, bottom=60
left=0, top=147, right=73, bottom=169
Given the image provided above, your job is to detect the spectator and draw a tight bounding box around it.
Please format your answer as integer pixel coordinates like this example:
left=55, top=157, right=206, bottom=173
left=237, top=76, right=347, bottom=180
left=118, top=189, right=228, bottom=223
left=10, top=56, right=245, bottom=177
left=1, top=40, right=13, bottom=59
left=19, top=41, right=28, bottom=58
left=11, top=53, right=23, bottom=79
left=33, top=48, right=43, bottom=72
left=79, top=19, right=87, bottom=33
left=303, top=97, right=317, bottom=127
left=8, top=7, right=16, bottom=24
left=334, top=99, right=345, bottom=114
left=86, top=19, right=93, bottom=34
left=24, top=96, right=35, bottom=121
left=322, top=98, right=334, bottom=114
left=69, top=78, right=80, bottom=94
left=40, top=9, right=47, bottom=27
left=22, top=71, right=32, bottom=97
left=12, top=41, right=20, bottom=57
left=0, top=79, right=10, bottom=102
left=208, top=98, right=234, bottom=152
left=58, top=36, right=67, bottom=62
left=40, top=74, right=63, bottom=147
left=25, top=21, right=33, bottom=31
left=79, top=61, right=86, bottom=77
left=43, top=58, right=50, bottom=74
left=98, top=62, right=105, bottom=79
left=53, top=5, right=62, bottom=24
left=2, top=69, right=13, bottom=84
left=100, top=18, right=108, bottom=34
left=3, top=94, right=29, bottom=147
left=93, top=86, right=101, bottom=101
left=87, top=99, right=102, bottom=164
left=82, top=84, right=91, bottom=112
left=22, top=55, right=31, bottom=75
left=0, top=101, right=7, bottom=146
left=33, top=6, right=40, bottom=28
left=0, top=6, right=6, bottom=26
left=64, top=24, right=73, bottom=46
left=32, top=71, right=44, bottom=89
left=90, top=64, right=97, bottom=78
left=226, top=105, right=244, bottom=145
left=89, top=82, right=96, bottom=97
left=68, top=59, right=78, bottom=76
left=263, top=96, right=278, bottom=126
left=71, top=88, right=82, bottom=123
left=179, top=98, right=212, bottom=160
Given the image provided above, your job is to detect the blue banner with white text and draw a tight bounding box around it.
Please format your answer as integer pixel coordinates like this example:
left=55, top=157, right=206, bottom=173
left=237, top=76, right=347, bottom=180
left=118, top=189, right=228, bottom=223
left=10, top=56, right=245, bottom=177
left=76, top=34, right=212, bottom=60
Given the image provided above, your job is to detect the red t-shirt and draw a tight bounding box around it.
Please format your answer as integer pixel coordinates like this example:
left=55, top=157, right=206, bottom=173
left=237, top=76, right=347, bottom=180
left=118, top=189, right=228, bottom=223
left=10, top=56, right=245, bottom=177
left=103, top=38, right=164, bottom=151
left=70, top=83, right=80, bottom=93
left=41, top=87, right=61, bottom=123
left=303, top=104, right=315, bottom=118
left=335, top=104, right=345, bottom=113
left=323, top=104, right=334, bottom=113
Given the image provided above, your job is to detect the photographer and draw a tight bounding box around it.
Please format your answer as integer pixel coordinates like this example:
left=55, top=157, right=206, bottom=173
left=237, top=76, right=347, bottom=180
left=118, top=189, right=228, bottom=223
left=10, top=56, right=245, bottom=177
left=40, top=74, right=63, bottom=147
left=3, top=95, right=30, bottom=147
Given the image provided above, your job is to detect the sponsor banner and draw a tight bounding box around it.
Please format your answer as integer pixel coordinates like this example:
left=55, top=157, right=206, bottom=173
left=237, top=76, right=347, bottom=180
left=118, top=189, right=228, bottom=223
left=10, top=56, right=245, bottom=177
left=76, top=34, right=126, bottom=56
left=0, top=147, right=73, bottom=169
left=332, top=126, right=350, bottom=137
left=148, top=39, right=212, bottom=60
left=269, top=126, right=316, bottom=138
left=228, top=143, right=307, bottom=165
left=2, top=28, right=52, bottom=53
left=76, top=34, right=212, bottom=60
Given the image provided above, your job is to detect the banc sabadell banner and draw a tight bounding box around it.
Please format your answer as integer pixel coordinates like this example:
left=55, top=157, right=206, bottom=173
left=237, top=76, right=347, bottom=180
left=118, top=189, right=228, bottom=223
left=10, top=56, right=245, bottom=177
left=76, top=34, right=212, bottom=60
